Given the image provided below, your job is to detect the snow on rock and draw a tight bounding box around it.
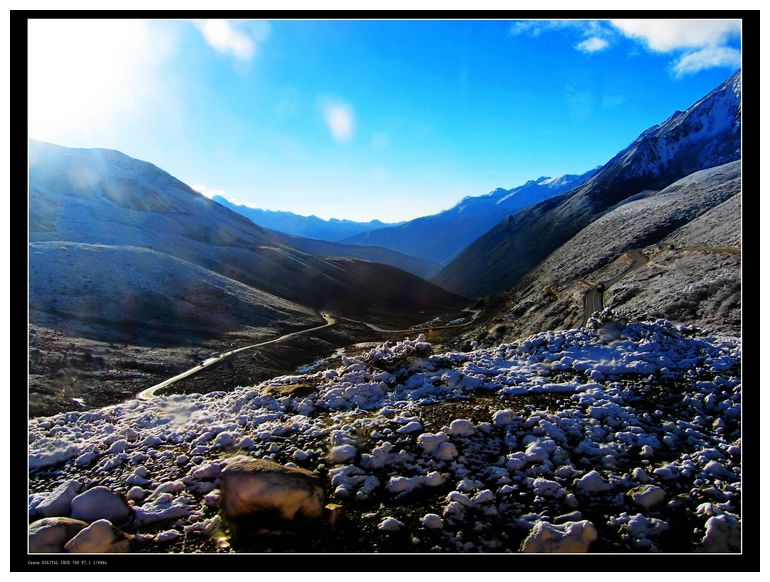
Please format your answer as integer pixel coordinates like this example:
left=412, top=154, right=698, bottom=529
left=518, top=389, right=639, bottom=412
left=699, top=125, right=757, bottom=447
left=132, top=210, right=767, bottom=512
left=219, top=456, right=323, bottom=520
left=396, top=420, right=423, bottom=434
left=328, top=444, right=357, bottom=464
left=417, top=432, right=448, bottom=453
left=421, top=513, right=444, bottom=529
left=28, top=517, right=88, bottom=553
left=36, top=480, right=82, bottom=518
left=64, top=519, right=131, bottom=553
left=378, top=516, right=404, bottom=532
left=575, top=470, right=613, bottom=494
left=70, top=487, right=132, bottom=524
left=520, top=520, right=598, bottom=553
left=702, top=512, right=741, bottom=552
left=448, top=419, right=475, bottom=437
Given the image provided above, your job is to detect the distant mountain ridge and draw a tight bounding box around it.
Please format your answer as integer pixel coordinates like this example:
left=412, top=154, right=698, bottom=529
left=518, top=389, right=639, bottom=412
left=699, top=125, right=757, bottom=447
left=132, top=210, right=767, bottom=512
left=342, top=169, right=598, bottom=265
left=212, top=196, right=440, bottom=279
left=212, top=195, right=401, bottom=242
left=433, top=72, right=741, bottom=297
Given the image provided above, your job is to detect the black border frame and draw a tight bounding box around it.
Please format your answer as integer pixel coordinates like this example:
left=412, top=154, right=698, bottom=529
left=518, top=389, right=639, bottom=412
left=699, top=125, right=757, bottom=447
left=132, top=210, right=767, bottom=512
left=11, top=9, right=759, bottom=572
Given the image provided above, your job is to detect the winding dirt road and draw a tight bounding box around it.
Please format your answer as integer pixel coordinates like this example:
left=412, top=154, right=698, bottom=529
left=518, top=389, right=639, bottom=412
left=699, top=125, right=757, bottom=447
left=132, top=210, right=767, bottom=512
left=345, top=308, right=482, bottom=334
left=136, top=306, right=483, bottom=401
left=136, top=313, right=336, bottom=401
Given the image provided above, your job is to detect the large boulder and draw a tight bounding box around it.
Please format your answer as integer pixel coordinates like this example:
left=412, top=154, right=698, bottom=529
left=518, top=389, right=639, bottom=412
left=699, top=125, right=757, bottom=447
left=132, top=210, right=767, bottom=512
left=219, top=456, right=324, bottom=521
left=29, top=517, right=88, bottom=553
left=70, top=486, right=132, bottom=524
left=64, top=519, right=131, bottom=553
left=36, top=480, right=82, bottom=517
left=520, top=520, right=598, bottom=553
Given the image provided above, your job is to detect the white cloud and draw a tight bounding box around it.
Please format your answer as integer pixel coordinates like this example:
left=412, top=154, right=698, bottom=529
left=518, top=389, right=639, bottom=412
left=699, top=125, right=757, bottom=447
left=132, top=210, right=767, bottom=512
left=509, top=19, right=741, bottom=76
left=576, top=36, right=609, bottom=53
left=509, top=20, right=604, bottom=38
left=322, top=101, right=355, bottom=143
left=673, top=46, right=742, bottom=77
left=509, top=20, right=612, bottom=55
left=196, top=20, right=270, bottom=61
left=610, top=19, right=740, bottom=52
left=191, top=184, right=225, bottom=198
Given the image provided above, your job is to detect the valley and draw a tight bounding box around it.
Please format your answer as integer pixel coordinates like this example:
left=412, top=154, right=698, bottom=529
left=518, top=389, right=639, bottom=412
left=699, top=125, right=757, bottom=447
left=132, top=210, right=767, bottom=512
left=25, top=68, right=743, bottom=557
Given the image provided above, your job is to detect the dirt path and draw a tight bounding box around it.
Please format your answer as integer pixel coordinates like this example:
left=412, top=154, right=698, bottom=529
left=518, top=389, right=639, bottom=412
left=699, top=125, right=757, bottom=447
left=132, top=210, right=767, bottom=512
left=136, top=313, right=336, bottom=401
left=343, top=308, right=482, bottom=334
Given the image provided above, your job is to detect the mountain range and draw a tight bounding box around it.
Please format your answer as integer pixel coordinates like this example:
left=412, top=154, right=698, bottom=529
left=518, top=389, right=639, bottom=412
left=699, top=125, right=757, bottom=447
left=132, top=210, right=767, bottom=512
left=214, top=195, right=440, bottom=279
left=211, top=196, right=400, bottom=242
left=433, top=72, right=741, bottom=297
left=342, top=169, right=598, bottom=265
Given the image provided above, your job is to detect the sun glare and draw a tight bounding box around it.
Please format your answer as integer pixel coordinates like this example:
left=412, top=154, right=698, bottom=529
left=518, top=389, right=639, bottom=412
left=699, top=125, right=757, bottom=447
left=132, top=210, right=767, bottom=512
left=28, top=20, right=173, bottom=144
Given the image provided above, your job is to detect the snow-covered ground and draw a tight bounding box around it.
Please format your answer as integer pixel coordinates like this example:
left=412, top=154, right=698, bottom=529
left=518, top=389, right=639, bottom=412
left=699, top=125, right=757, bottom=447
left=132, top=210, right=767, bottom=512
left=28, top=313, right=741, bottom=553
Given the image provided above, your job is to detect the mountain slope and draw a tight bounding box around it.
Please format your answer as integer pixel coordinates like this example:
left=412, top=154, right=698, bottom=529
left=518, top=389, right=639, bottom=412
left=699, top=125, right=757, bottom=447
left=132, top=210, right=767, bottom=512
left=464, top=160, right=741, bottom=343
left=212, top=195, right=400, bottom=242
left=29, top=242, right=316, bottom=342
left=434, top=72, right=741, bottom=297
left=28, top=141, right=466, bottom=335
left=343, top=169, right=597, bottom=265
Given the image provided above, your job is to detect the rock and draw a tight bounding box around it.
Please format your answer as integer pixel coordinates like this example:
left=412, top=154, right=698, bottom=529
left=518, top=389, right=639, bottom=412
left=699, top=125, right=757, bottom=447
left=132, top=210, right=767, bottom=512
left=64, top=519, right=131, bottom=553
left=37, top=480, right=82, bottom=517
left=126, top=486, right=146, bottom=501
left=328, top=444, right=357, bottom=464
left=219, top=455, right=324, bottom=520
left=448, top=419, right=475, bottom=437
left=492, top=409, right=515, bottom=427
left=396, top=421, right=423, bottom=434
left=520, top=520, right=598, bottom=553
left=417, top=432, right=447, bottom=453
left=156, top=529, right=181, bottom=543
left=575, top=470, right=613, bottom=494
left=421, top=513, right=444, bottom=529
left=325, top=503, right=345, bottom=527
left=378, top=516, right=404, bottom=532
left=434, top=441, right=459, bottom=461
left=702, top=513, right=741, bottom=552
left=29, top=517, right=88, bottom=553
left=628, top=485, right=666, bottom=509
left=70, top=486, right=132, bottom=524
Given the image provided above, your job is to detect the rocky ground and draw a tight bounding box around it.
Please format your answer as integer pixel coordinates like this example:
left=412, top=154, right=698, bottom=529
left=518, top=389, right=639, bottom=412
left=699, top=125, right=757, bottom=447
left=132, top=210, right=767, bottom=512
left=28, top=313, right=741, bottom=554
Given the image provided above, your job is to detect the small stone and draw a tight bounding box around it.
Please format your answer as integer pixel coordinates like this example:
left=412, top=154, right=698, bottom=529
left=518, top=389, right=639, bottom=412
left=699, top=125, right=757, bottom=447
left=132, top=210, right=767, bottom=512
left=421, top=513, right=444, bottom=529
left=378, top=517, right=404, bottom=532
left=629, top=485, right=666, bottom=509
left=328, top=444, right=357, bottom=464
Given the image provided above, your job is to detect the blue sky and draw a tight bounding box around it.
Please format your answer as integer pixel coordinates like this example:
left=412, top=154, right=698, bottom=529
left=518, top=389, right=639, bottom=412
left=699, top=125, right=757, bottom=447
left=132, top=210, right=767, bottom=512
left=28, top=19, right=741, bottom=222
